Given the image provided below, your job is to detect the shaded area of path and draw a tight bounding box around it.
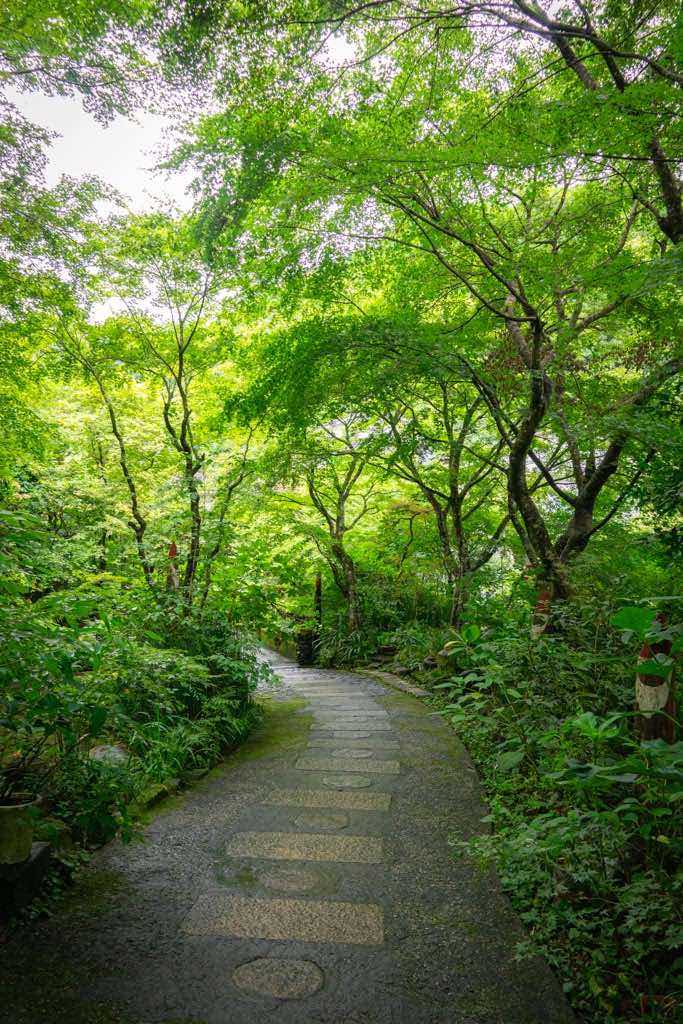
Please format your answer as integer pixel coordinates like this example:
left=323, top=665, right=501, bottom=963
left=0, top=651, right=573, bottom=1023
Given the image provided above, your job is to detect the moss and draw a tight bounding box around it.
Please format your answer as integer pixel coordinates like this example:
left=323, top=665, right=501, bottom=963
left=216, top=696, right=312, bottom=767
left=214, top=863, right=258, bottom=887
left=0, top=951, right=132, bottom=1024
left=136, top=786, right=189, bottom=828
left=58, top=867, right=126, bottom=917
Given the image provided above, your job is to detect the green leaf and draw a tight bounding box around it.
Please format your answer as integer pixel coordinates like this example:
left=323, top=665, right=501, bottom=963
left=89, top=706, right=108, bottom=735
left=461, top=624, right=481, bottom=643
left=610, top=607, right=656, bottom=636
left=638, top=658, right=673, bottom=678
left=497, top=749, right=525, bottom=771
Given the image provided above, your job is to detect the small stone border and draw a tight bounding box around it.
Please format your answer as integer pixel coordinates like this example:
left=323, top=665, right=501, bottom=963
left=354, top=667, right=429, bottom=698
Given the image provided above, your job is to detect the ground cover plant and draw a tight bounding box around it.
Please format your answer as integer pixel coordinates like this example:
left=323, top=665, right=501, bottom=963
left=430, top=587, right=682, bottom=1022
left=0, top=2, right=681, bottom=1020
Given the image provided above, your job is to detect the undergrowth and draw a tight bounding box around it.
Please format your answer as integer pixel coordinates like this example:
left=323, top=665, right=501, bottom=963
left=426, top=594, right=682, bottom=1024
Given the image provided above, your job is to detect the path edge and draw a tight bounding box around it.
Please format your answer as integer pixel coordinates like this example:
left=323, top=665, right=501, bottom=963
left=353, top=666, right=429, bottom=698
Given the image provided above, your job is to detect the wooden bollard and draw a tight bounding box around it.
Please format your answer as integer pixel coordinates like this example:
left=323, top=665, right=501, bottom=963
left=636, top=612, right=676, bottom=742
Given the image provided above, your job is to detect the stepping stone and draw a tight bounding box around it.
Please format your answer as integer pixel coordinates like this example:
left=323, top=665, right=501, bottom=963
left=321, top=774, right=373, bottom=788
left=297, top=758, right=400, bottom=775
left=296, top=690, right=358, bottom=696
left=313, top=724, right=389, bottom=733
left=314, top=723, right=393, bottom=732
left=232, top=957, right=324, bottom=999
left=314, top=713, right=389, bottom=721
left=183, top=894, right=384, bottom=945
left=305, top=694, right=375, bottom=700
left=326, top=748, right=373, bottom=758
left=309, top=696, right=378, bottom=704
left=309, top=738, right=400, bottom=750
left=306, top=695, right=377, bottom=701
left=313, top=716, right=387, bottom=724
left=310, top=703, right=382, bottom=710
left=314, top=706, right=387, bottom=713
left=258, top=865, right=326, bottom=893
left=327, top=731, right=374, bottom=740
left=292, top=810, right=350, bottom=830
left=265, top=788, right=391, bottom=811
left=301, top=692, right=362, bottom=700
left=225, top=831, right=383, bottom=863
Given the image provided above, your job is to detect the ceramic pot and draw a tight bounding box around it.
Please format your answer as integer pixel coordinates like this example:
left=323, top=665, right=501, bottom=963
left=0, top=794, right=39, bottom=864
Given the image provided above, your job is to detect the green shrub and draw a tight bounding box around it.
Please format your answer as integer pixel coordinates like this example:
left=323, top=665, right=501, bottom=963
left=0, top=572, right=266, bottom=850
left=433, top=598, right=682, bottom=1023
left=47, top=755, right=138, bottom=846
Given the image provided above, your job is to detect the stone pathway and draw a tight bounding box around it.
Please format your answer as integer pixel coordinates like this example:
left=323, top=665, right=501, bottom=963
left=0, top=650, right=573, bottom=1023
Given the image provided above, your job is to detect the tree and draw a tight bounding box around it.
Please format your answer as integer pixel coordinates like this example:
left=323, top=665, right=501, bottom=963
left=274, top=415, right=382, bottom=632
left=1, top=0, right=154, bottom=121
left=171, top=10, right=682, bottom=608
left=49, top=213, right=254, bottom=610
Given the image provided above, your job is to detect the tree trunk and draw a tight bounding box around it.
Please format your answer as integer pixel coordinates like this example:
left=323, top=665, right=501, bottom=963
left=313, top=571, right=323, bottom=661
left=345, top=561, right=360, bottom=632
left=182, top=468, right=202, bottom=607
left=314, top=572, right=323, bottom=627
left=167, top=540, right=180, bottom=592
left=97, top=529, right=108, bottom=572
left=531, top=586, right=553, bottom=638
left=98, top=381, right=155, bottom=591
left=449, top=573, right=468, bottom=630
left=332, top=541, right=361, bottom=632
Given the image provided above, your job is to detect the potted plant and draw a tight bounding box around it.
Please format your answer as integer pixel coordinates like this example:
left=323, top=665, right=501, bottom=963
left=0, top=600, right=113, bottom=864
left=0, top=735, right=46, bottom=865
left=0, top=791, right=40, bottom=865
left=0, top=677, right=85, bottom=865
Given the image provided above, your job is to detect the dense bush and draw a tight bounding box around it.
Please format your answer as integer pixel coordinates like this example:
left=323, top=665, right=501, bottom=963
left=0, top=520, right=266, bottom=847
left=425, top=594, right=682, bottom=1023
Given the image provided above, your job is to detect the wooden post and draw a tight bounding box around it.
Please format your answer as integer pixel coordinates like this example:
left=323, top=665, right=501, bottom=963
left=531, top=586, right=552, bottom=638
left=636, top=612, right=676, bottom=742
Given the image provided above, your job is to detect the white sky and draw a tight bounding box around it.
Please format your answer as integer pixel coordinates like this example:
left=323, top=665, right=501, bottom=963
left=8, top=87, right=194, bottom=213
left=7, top=32, right=356, bottom=215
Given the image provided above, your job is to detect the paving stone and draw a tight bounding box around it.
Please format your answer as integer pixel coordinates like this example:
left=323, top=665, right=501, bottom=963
left=264, top=788, right=392, bottom=811
left=225, top=831, right=383, bottom=863
left=315, top=710, right=389, bottom=718
left=327, top=731, right=373, bottom=739
left=292, top=810, right=350, bottom=830
left=306, top=697, right=379, bottom=703
left=314, top=723, right=394, bottom=733
left=311, top=705, right=384, bottom=713
left=308, top=738, right=400, bottom=750
left=321, top=773, right=374, bottom=788
left=297, top=758, right=401, bottom=775
left=258, top=865, right=326, bottom=893
left=327, top=748, right=373, bottom=758
left=182, top=893, right=385, bottom=945
left=314, top=718, right=390, bottom=727
left=311, top=701, right=386, bottom=708
left=232, top=957, right=324, bottom=999
left=295, top=690, right=359, bottom=697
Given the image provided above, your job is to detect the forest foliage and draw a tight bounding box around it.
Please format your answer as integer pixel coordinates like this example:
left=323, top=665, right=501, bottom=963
left=1, top=2, right=682, bottom=1021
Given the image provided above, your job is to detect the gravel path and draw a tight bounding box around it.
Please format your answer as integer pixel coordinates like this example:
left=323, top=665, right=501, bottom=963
left=0, top=650, right=573, bottom=1023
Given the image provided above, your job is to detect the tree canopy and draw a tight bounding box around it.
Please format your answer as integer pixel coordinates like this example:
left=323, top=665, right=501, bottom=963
left=0, top=5, right=681, bottom=1021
